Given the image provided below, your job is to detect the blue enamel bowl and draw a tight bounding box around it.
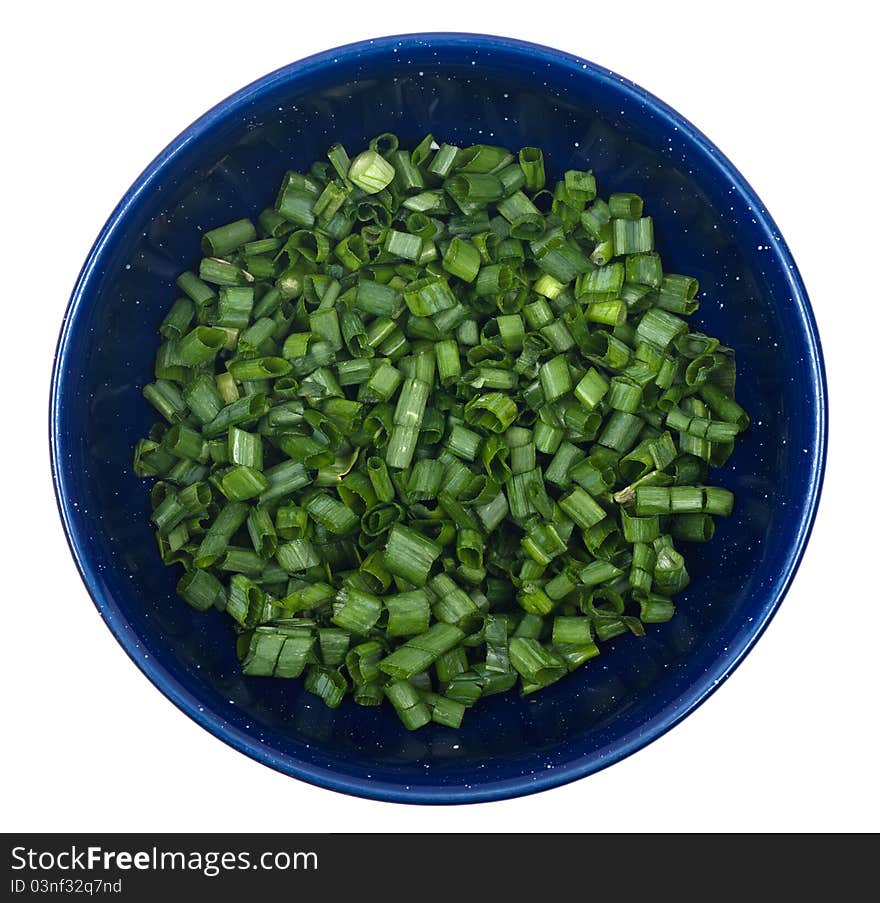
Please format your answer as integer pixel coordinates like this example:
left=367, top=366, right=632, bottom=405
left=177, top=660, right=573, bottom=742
left=50, top=34, right=826, bottom=804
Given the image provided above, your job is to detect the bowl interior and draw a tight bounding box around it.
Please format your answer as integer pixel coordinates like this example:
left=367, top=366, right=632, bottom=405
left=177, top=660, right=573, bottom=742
left=53, top=35, right=824, bottom=802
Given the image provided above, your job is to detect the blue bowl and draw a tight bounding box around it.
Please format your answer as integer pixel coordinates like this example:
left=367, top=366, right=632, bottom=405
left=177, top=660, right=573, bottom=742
left=51, top=33, right=826, bottom=804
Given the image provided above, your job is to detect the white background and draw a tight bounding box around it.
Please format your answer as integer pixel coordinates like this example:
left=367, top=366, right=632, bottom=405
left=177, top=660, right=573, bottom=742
left=3, top=1, right=877, bottom=833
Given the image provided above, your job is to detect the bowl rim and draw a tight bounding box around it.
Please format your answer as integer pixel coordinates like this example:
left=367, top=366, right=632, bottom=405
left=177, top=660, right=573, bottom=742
left=50, top=31, right=828, bottom=805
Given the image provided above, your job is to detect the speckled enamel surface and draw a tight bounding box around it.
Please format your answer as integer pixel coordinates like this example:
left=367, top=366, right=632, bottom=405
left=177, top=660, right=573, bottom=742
left=50, top=34, right=826, bottom=804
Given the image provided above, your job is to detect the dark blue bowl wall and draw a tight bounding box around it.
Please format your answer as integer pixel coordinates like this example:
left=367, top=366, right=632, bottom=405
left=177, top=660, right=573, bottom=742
left=53, top=36, right=824, bottom=802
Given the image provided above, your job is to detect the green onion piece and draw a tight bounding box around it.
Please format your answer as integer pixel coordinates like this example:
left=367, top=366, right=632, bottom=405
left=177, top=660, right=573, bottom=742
left=177, top=271, right=215, bottom=307
left=177, top=569, right=224, bottom=611
left=385, top=229, right=423, bottom=261
left=318, top=629, right=351, bottom=667
left=637, top=308, right=688, bottom=350
left=518, top=147, right=546, bottom=191
left=192, top=501, right=249, bottom=568
left=671, top=513, right=716, bottom=543
left=273, top=630, right=317, bottom=678
left=240, top=629, right=286, bottom=676
left=226, top=574, right=264, bottom=628
left=421, top=692, right=466, bottom=728
left=253, top=462, right=309, bottom=507
left=576, top=262, right=624, bottom=303
left=384, top=680, right=432, bottom=730
left=552, top=616, right=592, bottom=646
left=609, top=193, right=644, bottom=218
left=366, top=456, right=395, bottom=502
left=637, top=593, right=675, bottom=623
left=580, top=559, right=623, bottom=587
left=612, top=217, right=654, bottom=255
left=625, top=252, right=663, bottom=289
left=348, top=150, right=395, bottom=194
left=464, top=392, right=518, bottom=433
left=304, top=666, right=348, bottom=708
left=621, top=509, right=661, bottom=542
left=430, top=573, right=481, bottom=628
left=379, top=623, right=465, bottom=679
left=177, top=326, right=226, bottom=366
left=160, top=297, right=196, bottom=340
left=408, top=459, right=444, bottom=500
left=346, top=639, right=383, bottom=683
left=305, top=492, right=359, bottom=534
left=355, top=279, right=402, bottom=318
left=385, top=590, right=432, bottom=638
left=509, top=638, right=566, bottom=688
left=202, top=394, right=269, bottom=439
left=698, top=383, right=750, bottom=430
left=435, top=339, right=462, bottom=386
left=219, top=465, right=268, bottom=501
left=559, top=486, right=606, bottom=529
left=383, top=523, right=441, bottom=587
left=442, top=236, right=481, bottom=283
left=201, top=218, right=257, bottom=257
left=199, top=257, right=253, bottom=287
left=574, top=368, right=610, bottom=410
left=331, top=586, right=382, bottom=635
left=403, top=274, right=457, bottom=317
left=275, top=539, right=320, bottom=573
left=538, top=354, right=572, bottom=402
left=521, top=522, right=567, bottom=566
left=280, top=581, right=333, bottom=613
left=386, top=377, right=429, bottom=470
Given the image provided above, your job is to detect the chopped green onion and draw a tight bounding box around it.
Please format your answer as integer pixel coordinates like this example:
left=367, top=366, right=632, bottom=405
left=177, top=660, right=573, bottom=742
left=442, top=236, right=481, bottom=283
left=201, top=218, right=257, bottom=257
left=331, top=587, right=383, bottom=635
left=384, top=680, right=431, bottom=730
left=383, top=523, right=441, bottom=587
left=348, top=150, right=395, bottom=194
left=509, top=637, right=566, bottom=688
left=518, top=147, right=546, bottom=191
left=385, top=590, right=432, bottom=638
left=379, top=623, right=465, bottom=680
left=134, top=134, right=748, bottom=730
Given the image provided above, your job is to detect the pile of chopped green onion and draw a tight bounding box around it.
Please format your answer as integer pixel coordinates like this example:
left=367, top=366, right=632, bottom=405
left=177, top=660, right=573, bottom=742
left=134, top=134, right=749, bottom=730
